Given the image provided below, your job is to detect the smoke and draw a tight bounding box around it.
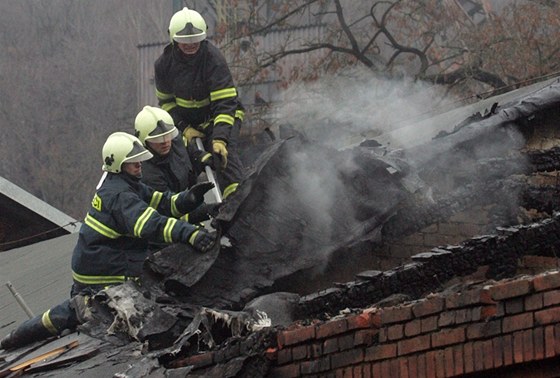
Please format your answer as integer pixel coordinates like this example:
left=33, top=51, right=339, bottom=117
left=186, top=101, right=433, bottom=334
left=257, top=68, right=530, bottom=278
left=273, top=67, right=458, bottom=149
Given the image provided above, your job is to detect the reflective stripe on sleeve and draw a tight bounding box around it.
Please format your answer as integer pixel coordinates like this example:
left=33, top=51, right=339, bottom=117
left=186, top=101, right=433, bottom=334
left=149, top=191, right=163, bottom=209
left=134, top=207, right=156, bottom=237
left=214, top=114, right=235, bottom=126
left=72, top=271, right=127, bottom=285
left=84, top=214, right=122, bottom=239
left=210, top=87, right=237, bottom=101
left=163, top=217, right=178, bottom=243
left=176, top=97, right=210, bottom=108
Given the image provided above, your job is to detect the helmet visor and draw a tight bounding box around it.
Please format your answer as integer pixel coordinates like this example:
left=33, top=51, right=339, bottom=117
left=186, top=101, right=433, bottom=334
left=145, top=120, right=179, bottom=143
left=123, top=140, right=153, bottom=164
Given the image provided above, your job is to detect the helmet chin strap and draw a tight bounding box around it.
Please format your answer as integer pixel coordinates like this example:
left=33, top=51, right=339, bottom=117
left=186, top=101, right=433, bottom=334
left=96, top=172, right=108, bottom=190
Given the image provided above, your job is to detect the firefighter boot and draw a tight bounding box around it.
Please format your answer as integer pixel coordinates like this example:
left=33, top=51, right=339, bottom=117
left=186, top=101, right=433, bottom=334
left=0, top=314, right=56, bottom=350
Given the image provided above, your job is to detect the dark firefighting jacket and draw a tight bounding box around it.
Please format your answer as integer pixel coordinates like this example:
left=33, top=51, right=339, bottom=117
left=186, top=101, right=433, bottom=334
left=71, top=172, right=198, bottom=286
left=141, top=137, right=196, bottom=193
left=154, top=40, right=245, bottom=144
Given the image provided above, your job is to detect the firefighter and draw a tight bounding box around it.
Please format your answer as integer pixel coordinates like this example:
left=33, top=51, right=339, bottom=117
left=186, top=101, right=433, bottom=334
left=134, top=105, right=220, bottom=229
left=0, top=132, right=217, bottom=350
left=154, top=6, right=245, bottom=200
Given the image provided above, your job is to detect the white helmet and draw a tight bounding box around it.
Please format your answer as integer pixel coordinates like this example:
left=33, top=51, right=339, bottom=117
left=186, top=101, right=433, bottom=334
left=102, top=132, right=153, bottom=173
left=134, top=106, right=178, bottom=145
left=168, top=7, right=207, bottom=44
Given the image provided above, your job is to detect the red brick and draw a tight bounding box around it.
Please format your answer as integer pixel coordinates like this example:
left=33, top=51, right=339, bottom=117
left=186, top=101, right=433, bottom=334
left=545, top=325, right=555, bottom=358
left=535, top=307, right=560, bottom=325
left=323, top=338, right=339, bottom=354
left=533, top=271, right=560, bottom=291
left=534, top=327, right=544, bottom=360
left=380, top=360, right=391, bottom=378
left=269, top=363, right=300, bottom=378
left=398, top=334, right=431, bottom=356
left=291, top=345, right=308, bottom=361
left=353, top=366, right=363, bottom=378
left=347, top=309, right=381, bottom=330
left=316, top=318, right=348, bottom=339
left=543, top=290, right=560, bottom=306
left=420, top=316, right=438, bottom=333
left=446, top=288, right=495, bottom=309
left=425, top=351, right=436, bottom=378
left=555, top=324, right=560, bottom=355
left=492, top=336, right=503, bottom=368
left=525, top=292, right=544, bottom=311
left=466, top=319, right=501, bottom=340
left=372, top=362, right=382, bottom=377
left=299, top=360, right=319, bottom=375
left=434, top=350, right=445, bottom=378
left=338, top=334, right=354, bottom=351
left=431, top=327, right=465, bottom=348
left=412, top=296, right=445, bottom=317
left=504, top=297, right=524, bottom=314
left=523, top=329, right=535, bottom=362
left=417, top=353, right=426, bottom=378
left=521, top=255, right=560, bottom=268
left=513, top=331, right=524, bottom=364
left=365, top=343, right=397, bottom=362
left=310, top=343, right=322, bottom=358
left=387, top=324, right=404, bottom=341
left=482, top=339, right=494, bottom=370
left=473, top=341, right=484, bottom=372
left=490, top=278, right=532, bottom=300
left=463, top=342, right=474, bottom=374
left=390, top=359, right=400, bottom=378
left=453, top=344, right=464, bottom=376
left=471, top=305, right=498, bottom=322
left=503, top=312, right=534, bottom=333
left=278, top=326, right=316, bottom=347
left=379, top=327, right=388, bottom=343
left=438, top=311, right=455, bottom=327
left=354, top=329, right=377, bottom=347
left=363, top=362, right=372, bottom=377
left=330, top=349, right=364, bottom=369
left=455, top=308, right=472, bottom=324
left=444, top=347, right=454, bottom=378
left=381, top=305, right=413, bottom=325
left=277, top=348, right=292, bottom=365
left=503, top=334, right=513, bottom=366
left=399, top=357, right=409, bottom=378
left=404, top=319, right=421, bottom=337
left=407, top=355, right=418, bottom=378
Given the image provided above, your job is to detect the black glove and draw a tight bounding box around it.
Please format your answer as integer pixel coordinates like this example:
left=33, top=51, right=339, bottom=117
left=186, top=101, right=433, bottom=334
left=188, top=228, right=217, bottom=253
left=191, top=149, right=216, bottom=170
left=177, top=182, right=215, bottom=213
left=186, top=203, right=222, bottom=224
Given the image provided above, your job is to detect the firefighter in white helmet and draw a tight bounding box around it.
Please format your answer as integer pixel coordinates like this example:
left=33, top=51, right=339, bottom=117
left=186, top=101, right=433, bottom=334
left=134, top=105, right=220, bottom=228
left=0, top=132, right=217, bottom=350
left=155, top=7, right=246, bottom=200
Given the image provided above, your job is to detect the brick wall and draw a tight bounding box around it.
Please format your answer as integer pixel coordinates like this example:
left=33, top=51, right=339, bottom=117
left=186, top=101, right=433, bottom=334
left=264, top=270, right=560, bottom=377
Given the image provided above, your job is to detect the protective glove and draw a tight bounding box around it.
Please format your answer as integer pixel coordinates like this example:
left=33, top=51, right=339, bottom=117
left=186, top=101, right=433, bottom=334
left=188, top=228, right=217, bottom=253
left=212, top=139, right=228, bottom=169
left=183, top=127, right=205, bottom=146
left=177, top=181, right=215, bottom=213
left=185, top=202, right=222, bottom=224
left=191, top=149, right=215, bottom=170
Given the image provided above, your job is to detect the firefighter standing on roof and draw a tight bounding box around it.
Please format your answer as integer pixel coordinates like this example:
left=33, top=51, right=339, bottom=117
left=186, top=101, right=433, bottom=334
left=154, top=7, right=245, bottom=200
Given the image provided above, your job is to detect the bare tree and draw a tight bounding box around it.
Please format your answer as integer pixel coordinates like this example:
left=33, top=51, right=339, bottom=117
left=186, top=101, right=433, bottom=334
left=217, top=0, right=559, bottom=98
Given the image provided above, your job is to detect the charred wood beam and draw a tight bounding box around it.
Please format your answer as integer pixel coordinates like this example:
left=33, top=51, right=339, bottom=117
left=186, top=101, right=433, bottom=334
left=298, top=214, right=560, bottom=320
left=527, top=146, right=560, bottom=173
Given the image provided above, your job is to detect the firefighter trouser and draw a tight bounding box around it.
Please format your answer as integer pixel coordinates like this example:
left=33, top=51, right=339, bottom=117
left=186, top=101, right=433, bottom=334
left=0, top=299, right=79, bottom=350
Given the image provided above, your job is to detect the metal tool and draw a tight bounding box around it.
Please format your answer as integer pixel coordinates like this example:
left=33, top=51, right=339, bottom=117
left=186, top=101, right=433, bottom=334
left=194, top=137, right=222, bottom=203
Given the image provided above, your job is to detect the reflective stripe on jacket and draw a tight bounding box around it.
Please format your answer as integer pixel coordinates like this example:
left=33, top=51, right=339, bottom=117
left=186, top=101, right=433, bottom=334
left=71, top=173, right=197, bottom=286
left=154, top=40, right=245, bottom=143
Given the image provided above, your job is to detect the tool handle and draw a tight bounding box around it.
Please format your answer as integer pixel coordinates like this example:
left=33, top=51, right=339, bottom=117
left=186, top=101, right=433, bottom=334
left=195, top=138, right=222, bottom=203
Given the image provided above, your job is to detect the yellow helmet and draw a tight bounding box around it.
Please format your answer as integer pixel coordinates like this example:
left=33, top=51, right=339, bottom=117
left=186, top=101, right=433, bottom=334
left=102, top=132, right=153, bottom=173
left=134, top=106, right=178, bottom=145
left=168, top=7, right=207, bottom=44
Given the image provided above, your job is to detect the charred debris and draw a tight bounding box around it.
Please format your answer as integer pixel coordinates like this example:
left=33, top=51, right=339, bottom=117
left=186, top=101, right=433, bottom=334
left=2, top=78, right=560, bottom=376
